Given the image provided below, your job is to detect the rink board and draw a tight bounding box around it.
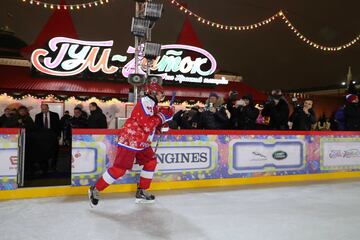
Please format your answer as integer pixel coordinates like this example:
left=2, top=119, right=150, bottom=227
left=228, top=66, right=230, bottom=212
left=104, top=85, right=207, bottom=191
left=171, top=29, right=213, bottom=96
left=2, top=129, right=360, bottom=199
left=70, top=130, right=360, bottom=188
left=0, top=128, right=20, bottom=190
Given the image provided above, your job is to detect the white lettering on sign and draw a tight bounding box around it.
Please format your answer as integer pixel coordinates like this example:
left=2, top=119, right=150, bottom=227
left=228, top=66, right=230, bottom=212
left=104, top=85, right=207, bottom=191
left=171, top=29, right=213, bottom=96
left=31, top=37, right=127, bottom=76
left=165, top=75, right=228, bottom=85
left=31, top=37, right=228, bottom=85
left=154, top=50, right=211, bottom=76
left=229, top=139, right=305, bottom=173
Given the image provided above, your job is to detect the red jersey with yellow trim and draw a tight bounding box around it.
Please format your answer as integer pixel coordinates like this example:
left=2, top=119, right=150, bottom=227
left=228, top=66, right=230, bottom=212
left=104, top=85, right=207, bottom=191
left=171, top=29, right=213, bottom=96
left=117, top=96, right=161, bottom=151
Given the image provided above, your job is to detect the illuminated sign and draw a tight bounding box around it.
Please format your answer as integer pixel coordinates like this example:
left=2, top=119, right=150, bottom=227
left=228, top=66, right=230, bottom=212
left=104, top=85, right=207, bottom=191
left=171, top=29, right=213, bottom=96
left=31, top=37, right=127, bottom=76
left=31, top=37, right=228, bottom=85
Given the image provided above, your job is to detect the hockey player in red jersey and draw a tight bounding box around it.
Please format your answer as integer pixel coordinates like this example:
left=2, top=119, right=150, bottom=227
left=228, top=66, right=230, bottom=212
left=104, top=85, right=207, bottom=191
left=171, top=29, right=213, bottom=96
left=88, top=82, right=174, bottom=206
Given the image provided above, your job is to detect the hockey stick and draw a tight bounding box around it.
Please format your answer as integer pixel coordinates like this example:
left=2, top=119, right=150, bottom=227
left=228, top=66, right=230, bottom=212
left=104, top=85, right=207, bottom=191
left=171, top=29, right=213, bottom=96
left=154, top=91, right=176, bottom=153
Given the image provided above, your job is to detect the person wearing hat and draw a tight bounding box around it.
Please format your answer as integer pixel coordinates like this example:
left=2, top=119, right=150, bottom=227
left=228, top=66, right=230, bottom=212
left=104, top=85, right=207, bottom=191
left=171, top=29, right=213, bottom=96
left=227, top=94, right=259, bottom=129
left=201, top=92, right=230, bottom=129
left=344, top=94, right=360, bottom=130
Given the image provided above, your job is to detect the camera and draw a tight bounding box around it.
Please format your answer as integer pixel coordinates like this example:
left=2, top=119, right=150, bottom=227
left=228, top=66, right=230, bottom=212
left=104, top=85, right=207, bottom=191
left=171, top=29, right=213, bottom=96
left=235, top=99, right=246, bottom=107
left=291, top=97, right=303, bottom=108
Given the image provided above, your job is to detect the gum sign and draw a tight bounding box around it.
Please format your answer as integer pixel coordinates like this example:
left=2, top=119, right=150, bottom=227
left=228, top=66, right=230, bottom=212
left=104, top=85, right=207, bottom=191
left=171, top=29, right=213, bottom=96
left=31, top=37, right=218, bottom=79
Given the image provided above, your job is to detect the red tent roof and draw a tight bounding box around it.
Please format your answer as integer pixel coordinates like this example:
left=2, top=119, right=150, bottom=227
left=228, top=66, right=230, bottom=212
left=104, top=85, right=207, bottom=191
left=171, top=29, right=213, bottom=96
left=176, top=16, right=203, bottom=48
left=2, top=2, right=266, bottom=102
left=21, top=0, right=78, bottom=57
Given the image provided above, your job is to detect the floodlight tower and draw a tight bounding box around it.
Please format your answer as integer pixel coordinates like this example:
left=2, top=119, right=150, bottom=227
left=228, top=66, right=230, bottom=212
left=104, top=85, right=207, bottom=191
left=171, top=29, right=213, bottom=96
left=129, top=0, right=163, bottom=103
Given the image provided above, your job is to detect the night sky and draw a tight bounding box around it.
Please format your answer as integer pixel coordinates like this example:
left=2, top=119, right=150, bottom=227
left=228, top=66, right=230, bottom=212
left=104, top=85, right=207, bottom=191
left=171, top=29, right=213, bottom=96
left=1, top=0, right=359, bottom=91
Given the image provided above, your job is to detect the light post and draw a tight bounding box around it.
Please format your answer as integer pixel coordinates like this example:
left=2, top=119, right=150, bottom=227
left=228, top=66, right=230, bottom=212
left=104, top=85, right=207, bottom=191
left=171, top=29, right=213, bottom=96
left=129, top=0, right=164, bottom=103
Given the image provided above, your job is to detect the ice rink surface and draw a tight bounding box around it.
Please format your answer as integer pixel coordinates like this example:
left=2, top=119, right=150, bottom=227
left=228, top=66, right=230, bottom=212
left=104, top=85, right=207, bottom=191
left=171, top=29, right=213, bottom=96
left=1, top=180, right=360, bottom=240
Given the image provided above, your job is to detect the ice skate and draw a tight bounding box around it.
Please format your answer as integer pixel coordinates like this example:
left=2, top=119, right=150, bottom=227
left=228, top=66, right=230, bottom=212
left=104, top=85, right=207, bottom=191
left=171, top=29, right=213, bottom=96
left=135, top=188, right=155, bottom=204
left=88, top=186, right=100, bottom=207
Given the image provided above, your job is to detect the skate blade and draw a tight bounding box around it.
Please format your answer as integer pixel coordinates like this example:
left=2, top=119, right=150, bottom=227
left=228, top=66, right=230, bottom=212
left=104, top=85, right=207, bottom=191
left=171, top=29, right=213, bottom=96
left=135, top=198, right=155, bottom=204
left=88, top=189, right=96, bottom=208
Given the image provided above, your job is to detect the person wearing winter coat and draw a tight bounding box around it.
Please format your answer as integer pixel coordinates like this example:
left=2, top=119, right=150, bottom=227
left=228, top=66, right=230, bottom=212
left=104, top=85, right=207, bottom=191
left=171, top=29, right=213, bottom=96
left=227, top=94, right=259, bottom=130
left=289, top=99, right=316, bottom=130
left=17, top=106, right=35, bottom=129
left=0, top=108, right=18, bottom=128
left=70, top=107, right=88, bottom=129
left=262, top=89, right=289, bottom=130
left=344, top=94, right=360, bottom=131
left=201, top=92, right=230, bottom=129
left=173, top=107, right=203, bottom=129
left=87, top=102, right=107, bottom=129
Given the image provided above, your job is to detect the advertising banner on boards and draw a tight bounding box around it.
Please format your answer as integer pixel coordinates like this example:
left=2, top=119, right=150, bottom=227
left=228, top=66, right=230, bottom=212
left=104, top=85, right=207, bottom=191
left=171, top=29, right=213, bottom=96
left=0, top=132, right=19, bottom=190
left=71, top=133, right=360, bottom=187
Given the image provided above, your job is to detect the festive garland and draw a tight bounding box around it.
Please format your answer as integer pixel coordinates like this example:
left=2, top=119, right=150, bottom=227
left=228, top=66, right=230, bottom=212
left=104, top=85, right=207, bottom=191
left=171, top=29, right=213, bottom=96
left=169, top=0, right=359, bottom=52
left=0, top=93, right=196, bottom=105
left=19, top=0, right=111, bottom=10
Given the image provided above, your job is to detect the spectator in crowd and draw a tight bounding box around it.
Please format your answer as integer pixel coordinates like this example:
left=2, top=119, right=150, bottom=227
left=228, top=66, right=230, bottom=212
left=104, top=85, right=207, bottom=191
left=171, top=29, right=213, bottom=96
left=17, top=106, right=34, bottom=129
left=262, top=89, right=289, bottom=130
left=70, top=107, right=88, bottom=128
left=76, top=104, right=88, bottom=119
left=35, top=104, right=61, bottom=135
left=344, top=94, right=360, bottom=131
left=227, top=90, right=239, bottom=128
left=334, top=104, right=346, bottom=131
left=87, top=102, right=107, bottom=129
left=60, top=111, right=72, bottom=146
left=254, top=104, right=269, bottom=130
left=0, top=107, right=18, bottom=128
left=0, top=107, right=10, bottom=127
left=330, top=110, right=340, bottom=130
left=173, top=106, right=203, bottom=129
left=34, top=103, right=61, bottom=172
left=316, top=113, right=331, bottom=131
left=61, top=110, right=71, bottom=124
left=227, top=93, right=259, bottom=130
left=289, top=99, right=316, bottom=130
left=201, top=92, right=230, bottom=129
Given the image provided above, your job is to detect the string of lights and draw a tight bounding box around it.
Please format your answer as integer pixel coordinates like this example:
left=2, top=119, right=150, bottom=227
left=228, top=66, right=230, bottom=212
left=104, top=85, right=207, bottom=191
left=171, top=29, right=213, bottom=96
left=169, top=0, right=360, bottom=51
left=0, top=93, right=124, bottom=103
left=19, top=0, right=110, bottom=10
left=0, top=93, right=193, bottom=105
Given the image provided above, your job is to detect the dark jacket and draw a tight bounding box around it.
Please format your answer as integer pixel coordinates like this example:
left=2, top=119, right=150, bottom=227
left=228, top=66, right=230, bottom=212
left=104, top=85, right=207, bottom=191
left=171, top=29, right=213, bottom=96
left=0, top=114, right=6, bottom=127
left=81, top=110, right=88, bottom=120
left=18, top=115, right=35, bottom=129
left=0, top=114, right=19, bottom=128
left=227, top=99, right=259, bottom=130
left=333, top=106, right=345, bottom=130
left=70, top=116, right=88, bottom=129
left=290, top=107, right=316, bottom=130
left=262, top=98, right=289, bottom=130
left=173, top=109, right=203, bottom=129
left=34, top=111, right=61, bottom=136
left=87, top=108, right=107, bottom=129
left=60, top=114, right=71, bottom=129
left=201, top=106, right=229, bottom=129
left=344, top=103, right=360, bottom=131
